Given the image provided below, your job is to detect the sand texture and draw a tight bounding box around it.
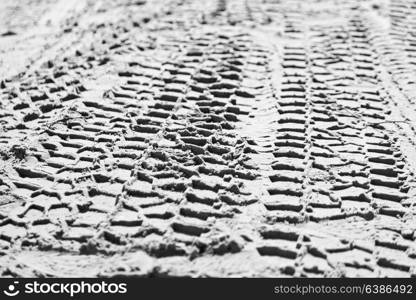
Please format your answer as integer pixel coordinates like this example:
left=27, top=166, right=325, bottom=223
left=0, top=0, right=416, bottom=277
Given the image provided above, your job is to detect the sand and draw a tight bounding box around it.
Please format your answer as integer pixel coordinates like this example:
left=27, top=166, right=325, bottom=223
left=0, top=0, right=415, bottom=277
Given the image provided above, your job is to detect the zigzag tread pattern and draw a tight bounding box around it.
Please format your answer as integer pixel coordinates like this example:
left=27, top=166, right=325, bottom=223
left=0, top=0, right=415, bottom=277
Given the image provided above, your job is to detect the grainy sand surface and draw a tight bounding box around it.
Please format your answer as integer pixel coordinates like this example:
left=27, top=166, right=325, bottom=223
left=0, top=0, right=416, bottom=277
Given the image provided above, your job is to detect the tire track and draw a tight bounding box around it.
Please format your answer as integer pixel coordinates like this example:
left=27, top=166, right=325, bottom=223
left=0, top=0, right=415, bottom=277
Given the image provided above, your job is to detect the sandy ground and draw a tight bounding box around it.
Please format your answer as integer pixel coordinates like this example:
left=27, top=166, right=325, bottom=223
left=0, top=0, right=416, bottom=277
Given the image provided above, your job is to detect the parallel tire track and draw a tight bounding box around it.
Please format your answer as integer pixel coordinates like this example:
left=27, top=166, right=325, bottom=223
left=0, top=0, right=415, bottom=277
